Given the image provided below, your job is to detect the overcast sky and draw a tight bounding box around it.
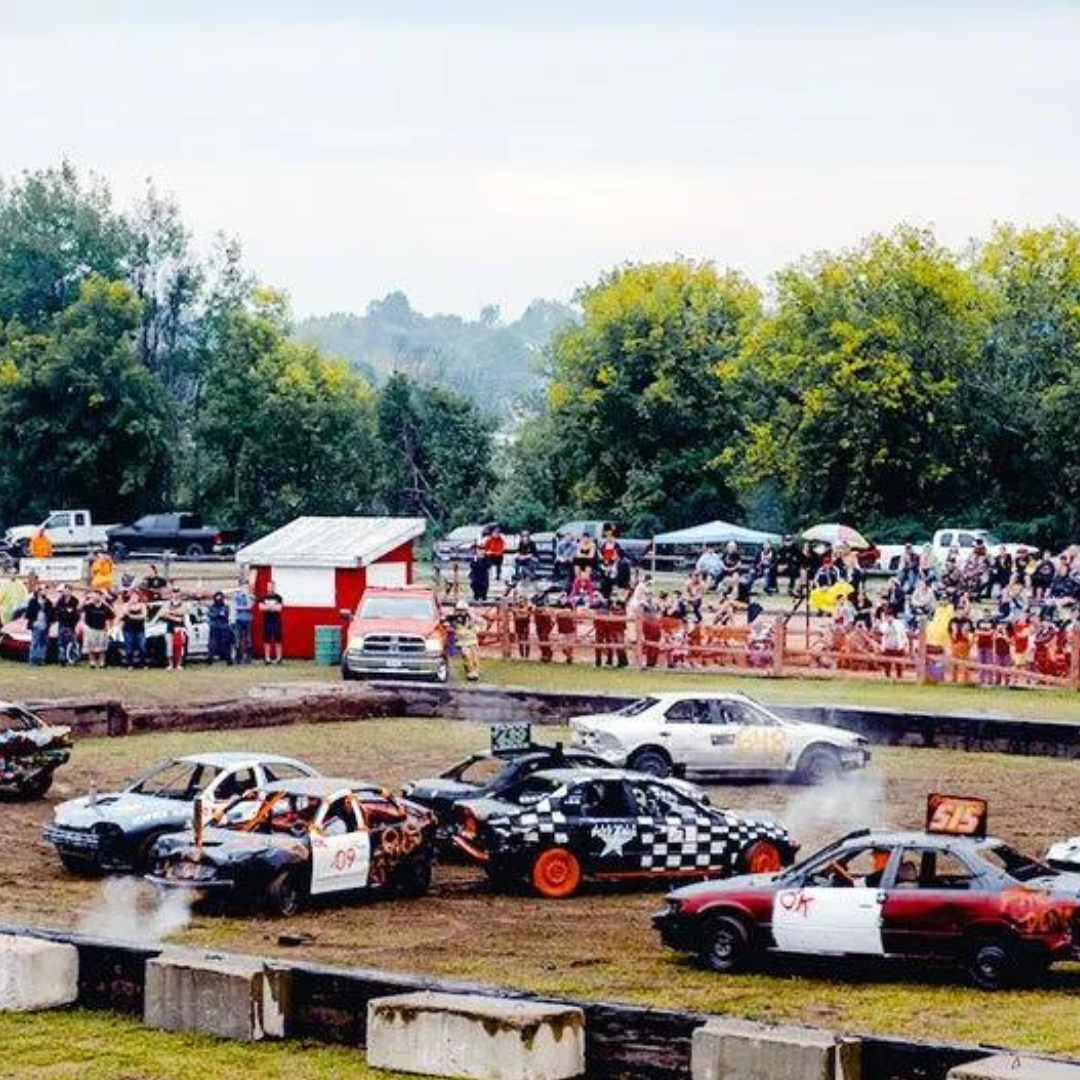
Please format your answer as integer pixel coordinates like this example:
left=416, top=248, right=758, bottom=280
left=2, top=1, right=1078, bottom=318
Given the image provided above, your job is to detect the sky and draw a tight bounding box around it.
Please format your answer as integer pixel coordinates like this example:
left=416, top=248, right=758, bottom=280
left=1, top=1, right=1078, bottom=319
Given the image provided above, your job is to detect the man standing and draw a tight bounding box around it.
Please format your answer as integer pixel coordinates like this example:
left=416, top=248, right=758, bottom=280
left=89, top=548, right=114, bottom=593
left=120, top=590, right=147, bottom=669
left=207, top=591, right=234, bottom=665
left=232, top=583, right=254, bottom=664
left=81, top=589, right=114, bottom=669
left=514, top=530, right=538, bottom=583
left=259, top=582, right=285, bottom=665
left=54, top=584, right=81, bottom=666
left=553, top=531, right=576, bottom=590
left=25, top=585, right=54, bottom=666
left=776, top=535, right=801, bottom=595
left=481, top=527, right=506, bottom=585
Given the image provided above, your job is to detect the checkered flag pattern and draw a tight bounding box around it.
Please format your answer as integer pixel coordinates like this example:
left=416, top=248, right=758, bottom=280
left=637, top=810, right=770, bottom=872
left=513, top=806, right=570, bottom=846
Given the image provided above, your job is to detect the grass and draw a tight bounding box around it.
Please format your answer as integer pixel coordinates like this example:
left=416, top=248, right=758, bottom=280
left=0, top=1009, right=406, bottom=1079
left=7, top=719, right=1080, bottom=1056
left=4, top=653, right=1080, bottom=723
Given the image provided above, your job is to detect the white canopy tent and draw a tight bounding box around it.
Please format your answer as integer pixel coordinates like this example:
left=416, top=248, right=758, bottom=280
left=652, top=520, right=782, bottom=548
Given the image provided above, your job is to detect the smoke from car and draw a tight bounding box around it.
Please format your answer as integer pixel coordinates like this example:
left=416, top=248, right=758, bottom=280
left=77, top=877, right=192, bottom=945
left=779, top=769, right=888, bottom=845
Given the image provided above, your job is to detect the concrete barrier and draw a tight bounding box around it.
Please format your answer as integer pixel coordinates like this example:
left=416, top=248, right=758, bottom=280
left=691, top=1017, right=861, bottom=1080
left=367, top=991, right=585, bottom=1080
left=948, top=1055, right=1080, bottom=1079
left=0, top=934, right=78, bottom=1011
left=144, top=950, right=289, bottom=1041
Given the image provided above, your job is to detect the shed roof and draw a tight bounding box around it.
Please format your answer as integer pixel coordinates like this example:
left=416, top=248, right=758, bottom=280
left=236, top=516, right=426, bottom=570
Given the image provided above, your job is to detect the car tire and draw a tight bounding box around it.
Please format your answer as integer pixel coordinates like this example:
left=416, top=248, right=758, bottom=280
left=267, top=870, right=302, bottom=917
left=628, top=747, right=673, bottom=778
left=394, top=857, right=433, bottom=898
left=795, top=746, right=841, bottom=786
left=530, top=847, right=583, bottom=899
left=18, top=771, right=53, bottom=800
left=698, top=914, right=751, bottom=973
left=185, top=543, right=207, bottom=558
left=967, top=938, right=1016, bottom=990
left=341, top=660, right=359, bottom=681
left=738, top=839, right=785, bottom=875
left=133, top=829, right=172, bottom=871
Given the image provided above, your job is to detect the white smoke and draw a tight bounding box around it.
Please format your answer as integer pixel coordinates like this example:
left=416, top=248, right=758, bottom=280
left=779, top=770, right=889, bottom=844
left=77, top=877, right=192, bottom=945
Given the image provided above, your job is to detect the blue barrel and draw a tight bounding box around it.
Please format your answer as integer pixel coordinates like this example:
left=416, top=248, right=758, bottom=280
left=314, top=625, right=343, bottom=666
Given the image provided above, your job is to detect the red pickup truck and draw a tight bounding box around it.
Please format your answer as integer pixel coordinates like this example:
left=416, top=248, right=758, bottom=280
left=341, top=587, right=448, bottom=683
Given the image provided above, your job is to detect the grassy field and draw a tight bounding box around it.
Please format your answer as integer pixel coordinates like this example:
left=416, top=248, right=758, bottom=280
left=0, top=1009, right=405, bottom=1079
left=4, top=653, right=1080, bottom=722
left=5, top=718, right=1080, bottom=1054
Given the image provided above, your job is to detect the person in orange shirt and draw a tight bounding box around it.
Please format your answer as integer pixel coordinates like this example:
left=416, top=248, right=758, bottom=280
left=89, top=548, right=114, bottom=592
left=29, top=528, right=53, bottom=559
left=481, top=527, right=506, bottom=584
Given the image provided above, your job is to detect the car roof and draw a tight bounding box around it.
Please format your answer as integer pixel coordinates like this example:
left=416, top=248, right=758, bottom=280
left=622, top=691, right=759, bottom=704
left=175, top=752, right=309, bottom=769
left=532, top=767, right=654, bottom=783
left=836, top=830, right=1003, bottom=851
left=263, top=777, right=381, bottom=797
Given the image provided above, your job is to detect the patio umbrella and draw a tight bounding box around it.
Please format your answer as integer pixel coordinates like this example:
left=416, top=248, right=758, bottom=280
left=802, top=523, right=871, bottom=550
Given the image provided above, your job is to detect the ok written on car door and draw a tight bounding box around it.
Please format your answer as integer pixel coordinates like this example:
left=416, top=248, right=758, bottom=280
left=310, top=795, right=371, bottom=894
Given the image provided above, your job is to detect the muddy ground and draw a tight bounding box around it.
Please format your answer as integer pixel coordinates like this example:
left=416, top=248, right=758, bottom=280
left=4, top=718, right=1080, bottom=1051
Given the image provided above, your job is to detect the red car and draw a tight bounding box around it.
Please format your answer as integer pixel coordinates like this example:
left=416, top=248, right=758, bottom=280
left=655, top=809, right=1080, bottom=990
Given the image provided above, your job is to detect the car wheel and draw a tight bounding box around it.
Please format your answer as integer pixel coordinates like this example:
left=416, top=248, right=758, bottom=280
left=267, top=870, right=302, bottom=917
left=394, top=857, right=433, bottom=898
left=110, top=542, right=128, bottom=561
left=628, top=747, right=672, bottom=778
left=739, top=839, right=784, bottom=874
left=435, top=657, right=449, bottom=684
left=133, top=829, right=171, bottom=871
left=59, top=852, right=102, bottom=877
left=699, top=914, right=751, bottom=973
left=341, top=660, right=359, bottom=681
left=796, top=746, right=841, bottom=786
left=185, top=543, right=206, bottom=558
left=18, top=770, right=53, bottom=800
left=530, top=847, right=583, bottom=899
left=967, top=939, right=1016, bottom=990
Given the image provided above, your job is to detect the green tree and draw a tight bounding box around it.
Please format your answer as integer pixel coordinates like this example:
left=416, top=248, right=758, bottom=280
left=734, top=227, right=987, bottom=529
left=542, top=260, right=761, bottom=531
left=193, top=290, right=380, bottom=533
left=0, top=162, right=132, bottom=327
left=0, top=277, right=173, bottom=521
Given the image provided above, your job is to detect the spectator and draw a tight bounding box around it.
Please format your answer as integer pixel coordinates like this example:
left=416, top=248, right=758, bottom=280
left=948, top=605, right=974, bottom=683
left=776, top=535, right=801, bottom=595
left=121, top=590, right=147, bottom=669
left=720, top=541, right=741, bottom=583
left=25, top=585, right=54, bottom=666
left=89, top=548, right=114, bottom=593
left=695, top=546, right=723, bottom=589
left=468, top=546, right=490, bottom=602
left=259, top=582, right=285, bottom=665
left=54, top=584, right=81, bottom=666
left=81, top=589, right=114, bottom=669
left=207, top=591, right=233, bottom=665
left=482, top=527, right=506, bottom=584
left=29, top=528, right=53, bottom=560
left=569, top=565, right=597, bottom=604
left=232, top=584, right=254, bottom=664
left=990, top=547, right=1013, bottom=598
left=163, top=587, right=187, bottom=670
left=554, top=532, right=577, bottom=590
left=1032, top=551, right=1055, bottom=601
left=574, top=531, right=597, bottom=573
left=141, top=564, right=168, bottom=601
left=974, top=618, right=995, bottom=685
left=879, top=609, right=908, bottom=679
left=515, top=531, right=539, bottom=582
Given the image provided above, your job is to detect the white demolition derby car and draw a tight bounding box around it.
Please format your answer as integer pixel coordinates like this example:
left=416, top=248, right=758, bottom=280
left=569, top=692, right=870, bottom=784
left=1046, top=835, right=1080, bottom=872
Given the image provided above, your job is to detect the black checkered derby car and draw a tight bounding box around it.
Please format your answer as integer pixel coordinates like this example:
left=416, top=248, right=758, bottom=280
left=452, top=768, right=798, bottom=898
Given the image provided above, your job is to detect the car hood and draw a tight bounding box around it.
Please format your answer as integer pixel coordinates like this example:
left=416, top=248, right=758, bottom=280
left=667, top=872, right=781, bottom=901
left=787, top=721, right=865, bottom=746
left=54, top=792, right=191, bottom=830
left=155, top=828, right=305, bottom=865
left=348, top=617, right=441, bottom=636
left=0, top=725, right=70, bottom=753
left=406, top=778, right=479, bottom=803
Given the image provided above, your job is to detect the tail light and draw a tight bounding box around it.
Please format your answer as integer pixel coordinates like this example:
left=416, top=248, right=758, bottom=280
left=214, top=532, right=223, bottom=545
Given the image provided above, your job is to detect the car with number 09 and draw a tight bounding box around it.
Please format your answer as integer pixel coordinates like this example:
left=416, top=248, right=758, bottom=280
left=148, top=777, right=436, bottom=915
left=570, top=692, right=870, bottom=784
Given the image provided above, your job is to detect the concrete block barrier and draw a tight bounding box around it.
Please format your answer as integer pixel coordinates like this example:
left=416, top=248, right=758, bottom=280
left=691, top=1016, right=861, bottom=1080
left=949, top=1055, right=1080, bottom=1080
left=0, top=934, right=79, bottom=1011
left=367, top=991, right=585, bottom=1080
left=144, top=950, right=289, bottom=1041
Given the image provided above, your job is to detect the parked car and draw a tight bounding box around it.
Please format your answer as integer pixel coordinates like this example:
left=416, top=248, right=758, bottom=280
left=655, top=826, right=1080, bottom=990
left=43, top=752, right=319, bottom=874
left=0, top=702, right=72, bottom=799
left=107, top=512, right=244, bottom=559
left=570, top=692, right=870, bottom=784
left=928, top=529, right=1030, bottom=570
left=0, top=609, right=60, bottom=663
left=341, top=586, right=448, bottom=683
left=454, top=768, right=796, bottom=898
left=402, top=742, right=609, bottom=841
left=4, top=509, right=115, bottom=557
left=147, top=777, right=436, bottom=915
left=106, top=602, right=211, bottom=667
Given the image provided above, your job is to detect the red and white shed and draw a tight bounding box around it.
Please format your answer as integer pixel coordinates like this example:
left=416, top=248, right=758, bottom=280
left=236, top=516, right=426, bottom=659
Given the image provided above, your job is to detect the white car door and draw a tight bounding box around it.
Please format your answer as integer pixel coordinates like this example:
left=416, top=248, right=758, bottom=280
left=310, top=795, right=371, bottom=896
left=771, top=846, right=888, bottom=955
left=723, top=700, right=790, bottom=772
left=660, top=700, right=728, bottom=769
left=186, top=608, right=211, bottom=659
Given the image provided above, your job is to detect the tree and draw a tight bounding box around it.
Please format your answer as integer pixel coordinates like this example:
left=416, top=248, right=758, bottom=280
left=0, top=277, right=173, bottom=521
left=734, top=227, right=987, bottom=529
left=193, top=290, right=380, bottom=533
left=541, top=259, right=761, bottom=531
left=0, top=162, right=132, bottom=327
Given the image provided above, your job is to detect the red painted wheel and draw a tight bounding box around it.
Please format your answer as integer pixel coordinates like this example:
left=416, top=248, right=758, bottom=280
left=741, top=840, right=783, bottom=874
left=531, top=847, right=583, bottom=898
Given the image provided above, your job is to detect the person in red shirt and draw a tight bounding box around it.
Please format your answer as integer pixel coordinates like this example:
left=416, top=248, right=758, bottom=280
left=481, top=528, right=507, bottom=584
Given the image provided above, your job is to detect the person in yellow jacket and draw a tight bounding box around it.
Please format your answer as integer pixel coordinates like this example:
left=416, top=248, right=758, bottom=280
left=451, top=601, right=481, bottom=681
left=90, top=549, right=114, bottom=592
left=29, top=528, right=53, bottom=559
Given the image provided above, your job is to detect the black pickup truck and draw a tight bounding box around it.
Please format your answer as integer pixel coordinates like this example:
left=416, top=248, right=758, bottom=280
left=533, top=519, right=652, bottom=577
left=107, top=513, right=245, bottom=559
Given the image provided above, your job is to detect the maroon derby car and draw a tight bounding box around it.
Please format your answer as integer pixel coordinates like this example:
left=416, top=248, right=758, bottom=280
left=654, top=824, right=1080, bottom=990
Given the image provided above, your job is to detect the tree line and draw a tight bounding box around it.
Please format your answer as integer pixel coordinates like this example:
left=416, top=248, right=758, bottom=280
left=0, top=163, right=495, bottom=535
left=498, top=224, right=1080, bottom=547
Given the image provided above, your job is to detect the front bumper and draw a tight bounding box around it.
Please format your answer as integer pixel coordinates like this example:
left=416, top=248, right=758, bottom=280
left=343, top=650, right=445, bottom=678
left=43, top=823, right=129, bottom=869
left=839, top=747, right=872, bottom=770
left=651, top=908, right=698, bottom=952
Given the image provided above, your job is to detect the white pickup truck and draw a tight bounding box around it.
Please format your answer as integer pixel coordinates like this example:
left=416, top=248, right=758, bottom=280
left=4, top=510, right=115, bottom=556
left=875, top=529, right=1030, bottom=574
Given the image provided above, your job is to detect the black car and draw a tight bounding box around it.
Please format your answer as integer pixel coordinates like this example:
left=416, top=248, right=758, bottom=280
left=0, top=702, right=71, bottom=799
left=402, top=744, right=608, bottom=841
left=453, top=768, right=797, bottom=898
left=107, top=512, right=245, bottom=559
left=148, top=778, right=436, bottom=915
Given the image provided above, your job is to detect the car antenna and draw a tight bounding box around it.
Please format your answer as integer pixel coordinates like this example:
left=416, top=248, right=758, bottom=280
left=88, top=777, right=98, bottom=807
left=193, top=795, right=204, bottom=857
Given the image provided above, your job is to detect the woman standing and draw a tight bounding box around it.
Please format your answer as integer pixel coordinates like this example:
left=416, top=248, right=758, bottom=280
left=259, top=582, right=284, bottom=665
left=163, top=587, right=187, bottom=671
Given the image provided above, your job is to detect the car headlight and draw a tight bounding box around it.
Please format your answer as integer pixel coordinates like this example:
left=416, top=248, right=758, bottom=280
left=424, top=636, right=443, bottom=654
left=348, top=637, right=363, bottom=650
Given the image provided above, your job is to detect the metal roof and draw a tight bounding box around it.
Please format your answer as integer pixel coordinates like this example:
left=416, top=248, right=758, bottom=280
left=236, top=516, right=426, bottom=569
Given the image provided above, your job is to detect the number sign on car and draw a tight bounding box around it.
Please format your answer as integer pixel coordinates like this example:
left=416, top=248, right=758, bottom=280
left=491, top=723, right=531, bottom=756
left=926, top=793, right=988, bottom=838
